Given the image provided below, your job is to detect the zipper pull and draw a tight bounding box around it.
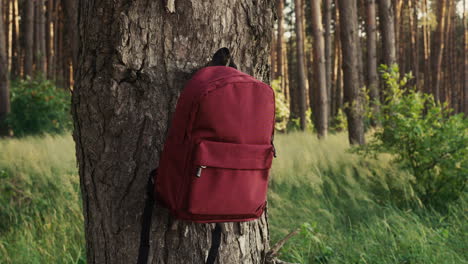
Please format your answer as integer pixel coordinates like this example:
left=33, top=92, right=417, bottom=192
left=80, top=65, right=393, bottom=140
left=196, top=166, right=207, bottom=178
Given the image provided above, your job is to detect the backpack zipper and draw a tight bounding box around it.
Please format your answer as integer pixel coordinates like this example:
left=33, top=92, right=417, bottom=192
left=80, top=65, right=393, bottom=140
left=196, top=165, right=207, bottom=178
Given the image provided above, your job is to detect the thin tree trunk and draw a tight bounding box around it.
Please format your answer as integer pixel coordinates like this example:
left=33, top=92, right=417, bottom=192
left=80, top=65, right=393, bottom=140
left=338, top=0, right=365, bottom=145
left=23, top=0, right=34, bottom=77
left=394, top=0, right=403, bottom=65
left=334, top=0, right=343, bottom=116
left=378, top=0, right=397, bottom=66
left=46, top=0, right=53, bottom=78
left=324, top=0, right=332, bottom=122
left=276, top=0, right=284, bottom=90
left=431, top=0, right=448, bottom=102
left=310, top=0, right=328, bottom=138
left=464, top=0, right=468, bottom=115
left=288, top=36, right=299, bottom=119
left=5, top=0, right=10, bottom=70
left=35, top=0, right=46, bottom=74
left=10, top=0, right=18, bottom=78
left=294, top=0, right=307, bottom=130
left=366, top=0, right=379, bottom=125
left=73, top=1, right=276, bottom=263
left=0, top=0, right=9, bottom=135
left=409, top=0, right=419, bottom=85
left=422, top=0, right=431, bottom=95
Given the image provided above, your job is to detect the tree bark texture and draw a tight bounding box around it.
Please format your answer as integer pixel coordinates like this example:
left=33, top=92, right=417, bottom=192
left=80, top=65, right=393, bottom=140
left=366, top=0, right=379, bottom=125
left=338, top=0, right=365, bottom=145
left=294, top=0, right=307, bottom=130
left=378, top=0, right=397, bottom=66
left=0, top=0, right=9, bottom=135
left=23, top=0, right=34, bottom=77
left=73, top=1, right=275, bottom=264
left=310, top=0, right=328, bottom=138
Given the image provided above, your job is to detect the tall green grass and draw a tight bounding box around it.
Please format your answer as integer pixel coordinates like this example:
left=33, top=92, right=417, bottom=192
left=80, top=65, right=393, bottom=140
left=269, top=132, right=467, bottom=264
left=0, top=135, right=84, bottom=263
left=0, top=133, right=466, bottom=263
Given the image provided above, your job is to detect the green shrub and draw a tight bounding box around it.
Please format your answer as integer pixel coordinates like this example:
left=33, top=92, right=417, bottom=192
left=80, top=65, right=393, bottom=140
left=357, top=65, right=468, bottom=208
left=6, top=77, right=72, bottom=136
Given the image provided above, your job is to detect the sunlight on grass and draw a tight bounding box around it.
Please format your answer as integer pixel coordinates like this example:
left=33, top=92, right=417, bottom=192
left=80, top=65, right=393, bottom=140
left=0, top=133, right=466, bottom=263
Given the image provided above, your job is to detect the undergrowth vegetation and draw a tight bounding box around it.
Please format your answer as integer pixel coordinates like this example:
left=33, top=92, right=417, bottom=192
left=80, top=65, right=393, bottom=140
left=0, top=133, right=466, bottom=263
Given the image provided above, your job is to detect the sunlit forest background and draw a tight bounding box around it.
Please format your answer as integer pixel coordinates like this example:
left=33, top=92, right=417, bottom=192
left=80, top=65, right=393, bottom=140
left=0, top=0, right=467, bottom=263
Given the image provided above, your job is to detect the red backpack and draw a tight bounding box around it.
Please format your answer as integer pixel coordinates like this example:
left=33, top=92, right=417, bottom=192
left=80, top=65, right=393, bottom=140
left=154, top=65, right=276, bottom=223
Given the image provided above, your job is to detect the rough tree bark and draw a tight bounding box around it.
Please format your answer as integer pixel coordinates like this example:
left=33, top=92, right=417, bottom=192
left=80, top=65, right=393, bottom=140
left=73, top=1, right=283, bottom=264
left=310, top=0, right=328, bottom=138
left=366, top=0, right=379, bottom=125
left=338, top=0, right=365, bottom=145
left=23, top=0, right=34, bottom=77
left=0, top=0, right=9, bottom=135
left=294, top=0, right=307, bottom=130
left=378, top=0, right=397, bottom=66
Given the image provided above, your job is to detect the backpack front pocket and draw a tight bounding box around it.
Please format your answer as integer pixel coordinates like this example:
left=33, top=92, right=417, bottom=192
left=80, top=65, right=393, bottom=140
left=187, top=140, right=274, bottom=216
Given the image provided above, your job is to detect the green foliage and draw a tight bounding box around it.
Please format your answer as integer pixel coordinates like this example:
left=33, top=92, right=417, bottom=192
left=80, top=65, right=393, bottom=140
left=357, top=65, right=468, bottom=208
left=287, top=109, right=314, bottom=132
left=329, top=108, right=347, bottom=133
left=269, top=132, right=467, bottom=264
left=6, top=77, right=72, bottom=136
left=272, top=78, right=290, bottom=132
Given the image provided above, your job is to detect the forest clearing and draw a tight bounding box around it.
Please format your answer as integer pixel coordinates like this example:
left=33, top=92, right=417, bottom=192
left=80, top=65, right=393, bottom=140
left=0, top=0, right=467, bottom=263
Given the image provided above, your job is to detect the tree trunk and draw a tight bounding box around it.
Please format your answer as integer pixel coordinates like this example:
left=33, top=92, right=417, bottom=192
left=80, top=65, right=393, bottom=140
left=464, top=0, right=468, bottom=115
left=46, top=0, right=53, bottom=78
left=0, top=0, right=9, bottom=135
left=23, top=0, right=34, bottom=77
left=4, top=0, right=10, bottom=70
left=73, top=1, right=276, bottom=264
left=422, top=0, right=431, bottom=95
left=431, top=0, right=448, bottom=102
left=366, top=0, right=379, bottom=125
left=409, top=0, right=419, bottom=86
left=332, top=0, right=343, bottom=118
left=310, top=0, right=328, bottom=138
left=35, top=0, right=46, bottom=74
left=378, top=0, right=396, bottom=66
left=393, top=0, right=403, bottom=66
left=338, top=0, right=365, bottom=145
left=324, top=0, right=332, bottom=121
left=294, top=0, right=307, bottom=130
left=276, top=0, right=284, bottom=90
left=10, top=0, right=18, bottom=78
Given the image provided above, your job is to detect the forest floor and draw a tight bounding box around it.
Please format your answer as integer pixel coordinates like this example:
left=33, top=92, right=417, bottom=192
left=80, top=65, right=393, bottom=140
left=0, top=133, right=466, bottom=264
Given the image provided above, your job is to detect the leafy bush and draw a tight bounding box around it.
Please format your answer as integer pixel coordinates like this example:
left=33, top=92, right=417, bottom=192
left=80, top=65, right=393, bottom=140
left=357, top=65, right=468, bottom=208
left=6, top=77, right=72, bottom=136
left=272, top=78, right=290, bottom=132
